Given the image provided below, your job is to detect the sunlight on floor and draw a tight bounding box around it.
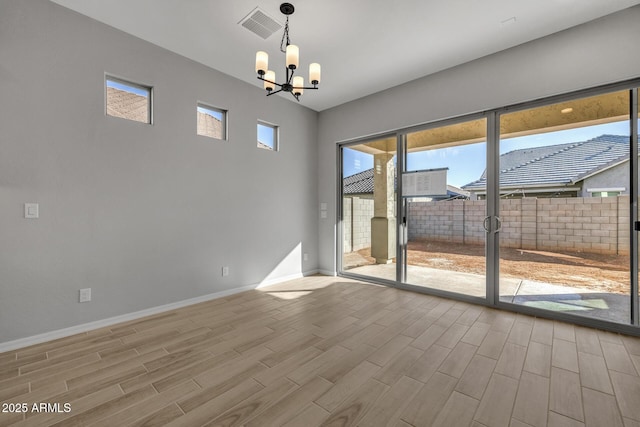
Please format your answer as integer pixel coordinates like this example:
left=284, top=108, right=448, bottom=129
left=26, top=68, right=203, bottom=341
left=522, top=298, right=609, bottom=312
left=262, top=291, right=314, bottom=300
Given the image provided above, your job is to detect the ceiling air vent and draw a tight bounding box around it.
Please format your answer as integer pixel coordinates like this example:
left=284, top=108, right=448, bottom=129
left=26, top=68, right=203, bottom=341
left=239, top=7, right=282, bottom=40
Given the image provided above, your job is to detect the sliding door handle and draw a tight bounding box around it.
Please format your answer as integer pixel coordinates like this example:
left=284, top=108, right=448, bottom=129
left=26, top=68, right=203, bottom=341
left=483, top=216, right=491, bottom=232
left=495, top=216, right=503, bottom=232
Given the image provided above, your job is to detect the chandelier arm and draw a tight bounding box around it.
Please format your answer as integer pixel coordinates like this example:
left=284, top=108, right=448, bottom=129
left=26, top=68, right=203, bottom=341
left=266, top=88, right=285, bottom=96
left=257, top=76, right=284, bottom=89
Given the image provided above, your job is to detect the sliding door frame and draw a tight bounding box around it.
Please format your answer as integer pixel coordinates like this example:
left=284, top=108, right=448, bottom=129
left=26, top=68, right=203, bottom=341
left=337, top=132, right=402, bottom=290
left=336, top=77, right=640, bottom=336
left=631, top=87, right=639, bottom=326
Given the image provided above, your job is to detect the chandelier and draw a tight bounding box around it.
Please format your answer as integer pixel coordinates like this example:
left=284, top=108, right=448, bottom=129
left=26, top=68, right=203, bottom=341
left=254, top=3, right=321, bottom=101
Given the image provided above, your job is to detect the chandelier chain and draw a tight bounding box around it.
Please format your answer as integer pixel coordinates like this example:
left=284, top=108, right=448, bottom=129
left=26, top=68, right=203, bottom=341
left=280, top=16, right=291, bottom=53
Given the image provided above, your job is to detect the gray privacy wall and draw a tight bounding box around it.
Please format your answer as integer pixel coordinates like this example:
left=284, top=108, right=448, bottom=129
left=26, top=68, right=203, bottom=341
left=342, top=196, right=374, bottom=253
left=407, top=197, right=630, bottom=255
left=318, top=6, right=640, bottom=274
left=0, top=0, right=318, bottom=343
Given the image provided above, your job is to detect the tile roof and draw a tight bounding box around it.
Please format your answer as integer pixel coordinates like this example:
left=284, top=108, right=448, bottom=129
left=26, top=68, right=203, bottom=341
left=463, top=134, right=630, bottom=191
left=257, top=141, right=273, bottom=150
left=344, top=168, right=374, bottom=194
left=106, top=87, right=149, bottom=123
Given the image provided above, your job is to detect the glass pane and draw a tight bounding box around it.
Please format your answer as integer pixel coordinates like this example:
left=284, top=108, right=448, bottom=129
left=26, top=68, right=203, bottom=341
left=197, top=104, right=225, bottom=139
left=341, top=137, right=397, bottom=282
left=497, top=90, right=631, bottom=323
left=106, top=78, right=151, bottom=124
left=258, top=123, right=277, bottom=150
left=403, top=118, right=487, bottom=298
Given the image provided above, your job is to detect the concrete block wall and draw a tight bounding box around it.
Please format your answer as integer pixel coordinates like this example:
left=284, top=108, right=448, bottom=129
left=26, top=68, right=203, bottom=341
left=408, top=195, right=631, bottom=255
left=463, top=201, right=486, bottom=245
left=352, top=197, right=374, bottom=251
left=500, top=199, right=522, bottom=248
left=343, top=197, right=353, bottom=253
left=343, top=196, right=374, bottom=253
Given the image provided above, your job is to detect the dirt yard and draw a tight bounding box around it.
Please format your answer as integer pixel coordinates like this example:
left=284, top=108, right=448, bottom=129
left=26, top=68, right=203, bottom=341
left=344, top=240, right=630, bottom=294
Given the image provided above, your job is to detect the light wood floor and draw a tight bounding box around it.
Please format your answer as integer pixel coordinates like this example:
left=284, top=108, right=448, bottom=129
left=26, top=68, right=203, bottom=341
left=1, top=276, right=640, bottom=427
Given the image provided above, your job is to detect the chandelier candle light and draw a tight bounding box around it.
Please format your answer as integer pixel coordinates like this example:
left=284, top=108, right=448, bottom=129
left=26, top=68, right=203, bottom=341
left=255, top=3, right=321, bottom=101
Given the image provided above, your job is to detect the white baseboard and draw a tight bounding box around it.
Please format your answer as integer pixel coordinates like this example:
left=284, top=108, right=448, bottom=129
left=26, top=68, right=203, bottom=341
left=318, top=269, right=337, bottom=276
left=0, top=269, right=322, bottom=353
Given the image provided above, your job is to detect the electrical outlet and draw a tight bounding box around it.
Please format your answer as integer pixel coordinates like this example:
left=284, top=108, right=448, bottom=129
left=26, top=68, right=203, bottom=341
left=303, top=253, right=309, bottom=261
left=79, top=288, right=91, bottom=303
left=222, top=266, right=229, bottom=277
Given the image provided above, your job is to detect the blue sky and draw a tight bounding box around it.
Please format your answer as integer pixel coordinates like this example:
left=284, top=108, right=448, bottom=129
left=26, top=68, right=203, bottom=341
left=197, top=105, right=223, bottom=121
left=106, top=79, right=149, bottom=97
left=343, top=121, right=630, bottom=187
left=257, top=123, right=276, bottom=149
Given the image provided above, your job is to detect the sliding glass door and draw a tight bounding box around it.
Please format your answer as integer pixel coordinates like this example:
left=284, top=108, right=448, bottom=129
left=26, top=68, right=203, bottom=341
left=496, top=90, right=632, bottom=324
left=401, top=118, right=488, bottom=299
left=338, top=81, right=640, bottom=331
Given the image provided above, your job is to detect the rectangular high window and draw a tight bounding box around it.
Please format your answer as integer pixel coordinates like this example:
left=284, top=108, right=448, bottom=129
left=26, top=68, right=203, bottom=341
left=197, top=103, right=227, bottom=140
left=105, top=76, right=152, bottom=124
left=257, top=122, right=278, bottom=151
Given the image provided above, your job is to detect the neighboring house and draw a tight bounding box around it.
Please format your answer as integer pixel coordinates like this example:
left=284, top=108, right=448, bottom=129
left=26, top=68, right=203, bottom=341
left=343, top=168, right=376, bottom=199
left=197, top=111, right=223, bottom=139
left=106, top=87, right=149, bottom=123
left=257, top=141, right=273, bottom=150
left=343, top=168, right=469, bottom=201
left=463, top=134, right=633, bottom=199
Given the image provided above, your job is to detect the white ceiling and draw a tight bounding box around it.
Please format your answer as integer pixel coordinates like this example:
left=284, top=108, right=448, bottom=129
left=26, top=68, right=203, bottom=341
left=51, top=0, right=640, bottom=112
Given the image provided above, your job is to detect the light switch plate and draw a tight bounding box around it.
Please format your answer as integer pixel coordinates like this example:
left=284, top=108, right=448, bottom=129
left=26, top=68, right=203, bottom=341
left=79, top=288, right=91, bottom=303
left=320, top=203, right=327, bottom=210
left=24, top=203, right=39, bottom=219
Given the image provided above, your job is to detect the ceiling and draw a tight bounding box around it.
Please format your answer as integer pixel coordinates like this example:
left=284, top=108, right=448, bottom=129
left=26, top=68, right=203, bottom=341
left=51, top=0, right=640, bottom=112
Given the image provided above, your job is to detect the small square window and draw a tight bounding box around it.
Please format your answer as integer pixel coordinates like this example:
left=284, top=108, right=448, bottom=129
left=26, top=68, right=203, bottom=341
left=106, top=76, right=152, bottom=124
left=257, top=122, right=278, bottom=151
left=197, top=103, right=227, bottom=140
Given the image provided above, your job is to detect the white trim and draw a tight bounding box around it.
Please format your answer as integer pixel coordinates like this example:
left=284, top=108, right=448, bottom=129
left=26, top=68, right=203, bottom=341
left=0, top=270, right=320, bottom=353
left=586, top=187, right=625, bottom=193
left=318, top=269, right=337, bottom=276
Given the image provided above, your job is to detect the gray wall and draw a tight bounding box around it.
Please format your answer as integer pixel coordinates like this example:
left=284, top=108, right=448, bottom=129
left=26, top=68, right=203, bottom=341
left=0, top=0, right=318, bottom=343
left=581, top=161, right=633, bottom=197
left=318, top=6, right=640, bottom=274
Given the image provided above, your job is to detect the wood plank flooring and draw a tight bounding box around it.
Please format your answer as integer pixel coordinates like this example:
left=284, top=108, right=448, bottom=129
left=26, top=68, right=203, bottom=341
left=1, top=276, right=640, bottom=426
